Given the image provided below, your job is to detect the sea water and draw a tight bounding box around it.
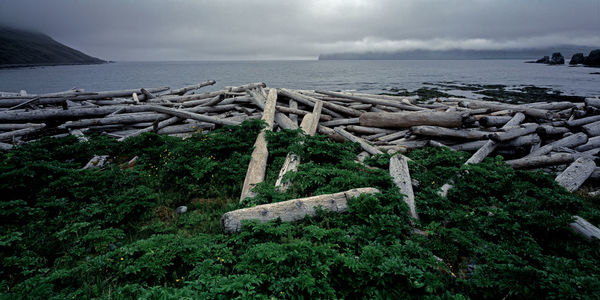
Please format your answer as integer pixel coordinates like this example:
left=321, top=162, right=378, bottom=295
left=0, top=60, right=598, bottom=96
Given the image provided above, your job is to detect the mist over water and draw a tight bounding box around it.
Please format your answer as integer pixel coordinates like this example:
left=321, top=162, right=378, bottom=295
left=0, top=60, right=598, bottom=97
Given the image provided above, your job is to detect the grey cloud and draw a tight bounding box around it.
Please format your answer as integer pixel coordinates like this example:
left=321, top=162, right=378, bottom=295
left=0, top=0, right=598, bottom=60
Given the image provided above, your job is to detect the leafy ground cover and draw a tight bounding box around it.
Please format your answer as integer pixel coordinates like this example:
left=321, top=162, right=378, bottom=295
left=1, top=120, right=599, bottom=299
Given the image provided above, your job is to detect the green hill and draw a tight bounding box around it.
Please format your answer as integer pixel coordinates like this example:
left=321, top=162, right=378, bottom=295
left=0, top=26, right=105, bottom=67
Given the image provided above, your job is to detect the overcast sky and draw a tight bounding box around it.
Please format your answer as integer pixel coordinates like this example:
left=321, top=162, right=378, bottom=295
left=1, top=0, right=599, bottom=60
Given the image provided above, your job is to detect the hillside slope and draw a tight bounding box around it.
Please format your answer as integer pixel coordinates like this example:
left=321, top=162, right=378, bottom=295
left=0, top=26, right=105, bottom=67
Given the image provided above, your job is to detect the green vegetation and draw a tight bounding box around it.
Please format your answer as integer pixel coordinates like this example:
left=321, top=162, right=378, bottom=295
left=1, top=120, right=599, bottom=299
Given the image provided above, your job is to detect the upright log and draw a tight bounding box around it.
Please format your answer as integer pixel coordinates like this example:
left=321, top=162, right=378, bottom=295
left=555, top=157, right=596, bottom=192
left=389, top=154, right=419, bottom=220
left=223, top=187, right=380, bottom=233
left=240, top=88, right=277, bottom=201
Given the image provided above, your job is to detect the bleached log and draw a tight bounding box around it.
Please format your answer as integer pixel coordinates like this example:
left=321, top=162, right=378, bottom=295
left=0, top=124, right=46, bottom=141
left=585, top=97, right=600, bottom=109
left=555, top=157, right=596, bottom=192
left=361, top=111, right=465, bottom=128
left=489, top=123, right=538, bottom=142
left=118, top=116, right=181, bottom=140
left=227, top=82, right=266, bottom=93
left=140, top=88, right=155, bottom=100
left=156, top=122, right=214, bottom=135
left=240, top=88, right=278, bottom=201
left=0, top=123, right=46, bottom=131
left=582, top=120, right=600, bottom=137
left=0, top=105, right=154, bottom=122
left=536, top=125, right=571, bottom=136
left=148, top=106, right=240, bottom=126
left=505, top=153, right=574, bottom=169
left=288, top=99, right=298, bottom=125
left=346, top=125, right=396, bottom=135
left=364, top=132, right=388, bottom=141
left=60, top=113, right=171, bottom=128
left=411, top=126, right=490, bottom=140
left=459, top=99, right=552, bottom=119
left=451, top=134, right=540, bottom=151
left=168, top=80, right=216, bottom=95
left=479, top=115, right=512, bottom=127
left=321, top=118, right=360, bottom=127
left=223, top=187, right=380, bottom=233
left=376, top=130, right=410, bottom=142
left=465, top=113, right=526, bottom=164
left=528, top=133, right=589, bottom=157
left=278, top=89, right=343, bottom=118
left=0, top=142, right=13, bottom=150
left=388, top=139, right=429, bottom=149
left=82, top=155, right=109, bottom=169
left=275, top=106, right=332, bottom=121
left=334, top=127, right=383, bottom=155
left=566, top=115, right=600, bottom=127
left=247, top=88, right=298, bottom=130
left=570, top=216, right=600, bottom=240
left=390, top=154, right=418, bottom=219
left=315, top=90, right=426, bottom=111
left=575, top=136, right=600, bottom=152
left=525, top=101, right=577, bottom=110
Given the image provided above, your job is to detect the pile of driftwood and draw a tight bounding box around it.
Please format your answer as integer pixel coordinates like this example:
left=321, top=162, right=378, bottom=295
left=1, top=80, right=599, bottom=238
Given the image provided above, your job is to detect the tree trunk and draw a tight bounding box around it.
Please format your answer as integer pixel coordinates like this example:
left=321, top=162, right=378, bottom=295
left=222, top=187, right=380, bottom=233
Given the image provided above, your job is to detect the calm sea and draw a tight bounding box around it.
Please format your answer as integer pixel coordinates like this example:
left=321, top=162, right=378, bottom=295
left=0, top=60, right=598, bottom=97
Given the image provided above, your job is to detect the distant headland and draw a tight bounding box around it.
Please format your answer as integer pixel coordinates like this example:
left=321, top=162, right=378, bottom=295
left=0, top=26, right=106, bottom=68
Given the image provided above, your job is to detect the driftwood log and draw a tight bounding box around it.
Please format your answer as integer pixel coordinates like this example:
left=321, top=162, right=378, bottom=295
left=222, top=187, right=380, bottom=233
left=389, top=154, right=418, bottom=219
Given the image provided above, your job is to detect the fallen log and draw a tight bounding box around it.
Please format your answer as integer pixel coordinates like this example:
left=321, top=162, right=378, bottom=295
left=575, top=136, right=600, bottom=152
left=566, top=115, right=600, bottom=127
left=0, top=124, right=46, bottom=141
left=451, top=134, right=540, bottom=151
left=247, top=88, right=298, bottom=130
left=411, top=126, right=490, bottom=140
left=536, top=125, right=571, bottom=136
left=390, top=154, right=418, bottom=220
left=582, top=120, right=600, bottom=136
left=168, top=80, right=216, bottom=95
left=528, top=133, right=588, bottom=157
left=315, top=90, right=426, bottom=111
left=346, top=125, right=396, bottom=135
left=334, top=127, right=383, bottom=155
left=321, top=118, right=360, bottom=127
left=275, top=106, right=331, bottom=121
left=479, top=115, right=512, bottom=127
left=489, top=123, right=538, bottom=142
left=278, top=89, right=342, bottom=118
left=555, top=157, right=596, bottom=192
left=360, top=111, right=464, bottom=128
left=223, top=187, right=380, bottom=233
left=585, top=97, right=600, bottom=109
left=569, top=216, right=600, bottom=240
left=459, top=99, right=552, bottom=119
left=505, top=153, right=574, bottom=169
left=60, top=113, right=171, bottom=128
left=148, top=106, right=240, bottom=126
left=240, top=88, right=277, bottom=201
left=465, top=113, right=526, bottom=164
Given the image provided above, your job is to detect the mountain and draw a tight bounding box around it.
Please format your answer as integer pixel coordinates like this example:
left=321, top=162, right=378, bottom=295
left=0, top=26, right=105, bottom=67
left=318, top=46, right=598, bottom=60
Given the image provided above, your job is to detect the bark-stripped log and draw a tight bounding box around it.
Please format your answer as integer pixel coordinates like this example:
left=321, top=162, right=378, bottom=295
left=334, top=127, right=383, bottom=155
left=582, top=120, right=600, bottom=137
left=411, top=126, right=490, bottom=140
left=465, top=113, right=526, bottom=164
left=360, top=111, right=464, bottom=128
left=585, top=97, right=600, bottom=109
left=275, top=106, right=331, bottom=121
left=575, top=136, right=600, bottom=152
left=0, top=124, right=46, bottom=141
left=536, top=125, right=571, bottom=136
left=222, top=187, right=380, bottom=233
left=479, top=115, right=512, bottom=127
left=168, top=80, right=216, bottom=95
left=566, top=115, right=600, bottom=127
left=321, top=118, right=360, bottom=127
left=390, top=154, right=419, bottom=219
left=346, top=125, right=397, bottom=135
left=555, top=157, right=596, bottom=192
left=505, top=153, right=574, bottom=169
left=278, top=89, right=343, bottom=118
left=240, top=88, right=278, bottom=201
left=527, top=133, right=589, bottom=157
left=315, top=90, right=426, bottom=111
left=569, top=216, right=600, bottom=240
left=148, top=106, right=240, bottom=126
left=488, top=123, right=538, bottom=142
left=451, top=134, right=540, bottom=151
left=459, top=99, right=552, bottom=119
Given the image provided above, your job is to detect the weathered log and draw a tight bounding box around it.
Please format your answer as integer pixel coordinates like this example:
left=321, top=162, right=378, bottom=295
left=465, top=113, right=526, bottom=164
left=361, top=111, right=464, bottom=128
left=411, top=126, right=490, bottom=140
left=315, top=90, right=426, bottom=111
left=555, top=157, right=596, bottom=192
left=479, top=115, right=512, bottom=127
left=451, top=134, right=540, bottom=151
left=156, top=122, right=214, bottom=135
left=240, top=88, right=277, bottom=201
left=321, top=118, right=360, bottom=127
left=575, top=136, right=600, bottom=152
left=459, top=99, right=552, bottom=119
left=0, top=123, right=46, bottom=131
left=584, top=97, right=600, bottom=109
left=566, top=115, right=600, bottom=127
left=168, top=80, right=216, bottom=95
left=334, top=127, right=383, bottom=155
left=278, top=89, right=342, bottom=118
left=148, top=106, right=240, bottom=126
left=505, top=153, right=574, bottom=169
left=569, top=216, right=600, bottom=240
left=536, top=125, right=571, bottom=136
left=363, top=132, right=387, bottom=141
left=0, top=124, right=46, bottom=141
left=489, top=123, right=538, bottom=142
left=227, top=82, right=266, bottom=93
left=118, top=116, right=181, bottom=140
left=0, top=105, right=155, bottom=122
left=582, top=120, right=600, bottom=137
left=528, top=132, right=589, bottom=157
left=60, top=113, right=171, bottom=128
left=247, top=88, right=298, bottom=130
left=390, top=154, right=418, bottom=219
left=288, top=99, right=298, bottom=125
left=223, top=187, right=380, bottom=233
left=275, top=106, right=332, bottom=121
left=376, top=130, right=410, bottom=142
left=0, top=142, right=13, bottom=150
left=346, top=125, right=396, bottom=135
left=525, top=101, right=577, bottom=110
left=388, top=139, right=429, bottom=149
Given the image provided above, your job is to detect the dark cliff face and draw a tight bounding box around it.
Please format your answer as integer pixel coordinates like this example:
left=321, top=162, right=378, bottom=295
left=0, top=26, right=105, bottom=66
